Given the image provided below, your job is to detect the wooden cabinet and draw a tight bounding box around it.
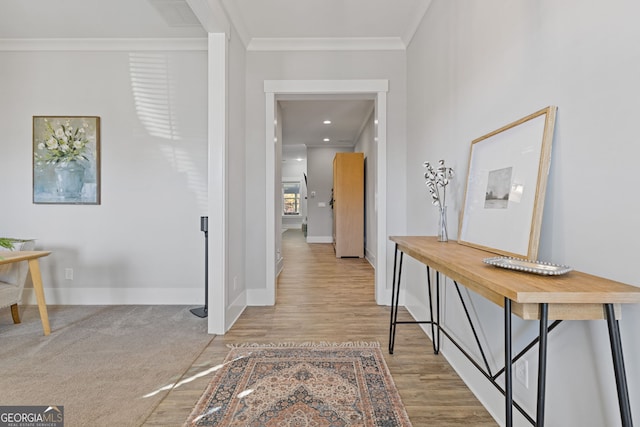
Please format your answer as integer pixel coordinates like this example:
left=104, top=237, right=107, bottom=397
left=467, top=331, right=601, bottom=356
left=332, top=152, right=364, bottom=258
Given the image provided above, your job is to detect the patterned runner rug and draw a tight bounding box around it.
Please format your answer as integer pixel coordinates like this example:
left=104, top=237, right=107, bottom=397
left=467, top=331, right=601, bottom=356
left=184, top=342, right=412, bottom=426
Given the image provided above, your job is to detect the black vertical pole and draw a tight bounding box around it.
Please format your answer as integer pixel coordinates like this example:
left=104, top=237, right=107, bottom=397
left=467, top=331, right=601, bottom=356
left=190, top=216, right=208, bottom=318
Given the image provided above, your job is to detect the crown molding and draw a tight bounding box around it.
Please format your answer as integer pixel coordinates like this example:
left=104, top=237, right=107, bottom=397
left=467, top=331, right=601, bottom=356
left=247, top=37, right=406, bottom=52
left=402, top=0, right=433, bottom=47
left=219, top=0, right=250, bottom=48
left=186, top=0, right=231, bottom=38
left=0, top=38, right=207, bottom=52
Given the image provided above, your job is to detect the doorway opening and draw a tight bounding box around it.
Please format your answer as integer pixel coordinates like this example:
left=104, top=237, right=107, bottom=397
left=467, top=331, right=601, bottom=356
left=264, top=80, right=389, bottom=306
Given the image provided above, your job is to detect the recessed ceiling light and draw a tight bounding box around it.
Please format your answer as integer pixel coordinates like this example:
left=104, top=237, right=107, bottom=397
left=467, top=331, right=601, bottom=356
left=296, top=158, right=303, bottom=162
left=323, top=120, right=331, bottom=124
left=323, top=138, right=330, bottom=142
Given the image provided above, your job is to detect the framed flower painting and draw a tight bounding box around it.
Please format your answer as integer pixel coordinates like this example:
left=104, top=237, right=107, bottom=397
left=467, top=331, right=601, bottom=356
left=33, top=116, right=101, bottom=204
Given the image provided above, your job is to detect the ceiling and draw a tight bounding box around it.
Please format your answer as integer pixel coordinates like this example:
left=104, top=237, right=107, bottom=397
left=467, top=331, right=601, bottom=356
left=279, top=98, right=374, bottom=162
left=220, top=0, right=432, bottom=48
left=0, top=0, right=206, bottom=39
left=0, top=0, right=431, bottom=44
left=0, top=0, right=431, bottom=161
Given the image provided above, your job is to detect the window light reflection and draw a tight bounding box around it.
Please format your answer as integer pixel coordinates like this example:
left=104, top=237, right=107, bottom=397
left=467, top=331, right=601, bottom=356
left=129, top=53, right=181, bottom=141
left=142, top=355, right=248, bottom=399
left=128, top=52, right=207, bottom=212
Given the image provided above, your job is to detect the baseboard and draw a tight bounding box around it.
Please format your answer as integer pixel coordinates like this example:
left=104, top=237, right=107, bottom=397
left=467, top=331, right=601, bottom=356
left=226, top=291, right=247, bottom=331
left=365, top=247, right=376, bottom=267
left=306, top=236, right=333, bottom=243
left=21, top=287, right=202, bottom=305
left=376, top=287, right=392, bottom=306
left=276, top=255, right=284, bottom=277
left=246, top=288, right=275, bottom=306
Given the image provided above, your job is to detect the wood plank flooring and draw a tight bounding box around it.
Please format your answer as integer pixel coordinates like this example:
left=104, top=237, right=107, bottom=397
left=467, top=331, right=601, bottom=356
left=143, top=229, right=497, bottom=426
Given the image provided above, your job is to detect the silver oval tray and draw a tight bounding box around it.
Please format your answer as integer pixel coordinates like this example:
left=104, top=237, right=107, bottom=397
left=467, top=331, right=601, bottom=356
left=483, top=256, right=573, bottom=276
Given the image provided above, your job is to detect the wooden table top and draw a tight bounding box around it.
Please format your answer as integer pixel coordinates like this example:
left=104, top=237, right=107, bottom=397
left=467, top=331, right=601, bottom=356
left=390, top=236, right=640, bottom=306
left=0, top=250, right=52, bottom=265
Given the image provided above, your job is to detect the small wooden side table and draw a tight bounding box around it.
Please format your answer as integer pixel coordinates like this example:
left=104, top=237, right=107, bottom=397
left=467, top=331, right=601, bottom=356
left=1, top=250, right=52, bottom=336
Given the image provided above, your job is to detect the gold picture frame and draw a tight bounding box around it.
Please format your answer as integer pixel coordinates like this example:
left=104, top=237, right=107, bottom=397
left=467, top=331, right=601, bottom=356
left=458, top=106, right=557, bottom=260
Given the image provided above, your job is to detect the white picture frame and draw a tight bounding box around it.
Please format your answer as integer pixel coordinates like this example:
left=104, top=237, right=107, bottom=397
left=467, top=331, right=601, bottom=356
left=458, top=106, right=557, bottom=260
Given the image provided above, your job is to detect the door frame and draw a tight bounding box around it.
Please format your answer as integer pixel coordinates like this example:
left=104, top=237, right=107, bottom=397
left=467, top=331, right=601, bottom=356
left=264, top=79, right=389, bottom=305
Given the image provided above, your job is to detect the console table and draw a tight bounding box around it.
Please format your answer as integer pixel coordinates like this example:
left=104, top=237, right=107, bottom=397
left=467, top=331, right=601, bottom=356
left=0, top=251, right=52, bottom=336
left=388, top=236, right=640, bottom=427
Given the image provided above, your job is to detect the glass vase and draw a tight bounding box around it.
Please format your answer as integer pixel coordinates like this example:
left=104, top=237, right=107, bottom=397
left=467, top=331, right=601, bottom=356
left=438, top=205, right=448, bottom=242
left=54, top=160, right=85, bottom=199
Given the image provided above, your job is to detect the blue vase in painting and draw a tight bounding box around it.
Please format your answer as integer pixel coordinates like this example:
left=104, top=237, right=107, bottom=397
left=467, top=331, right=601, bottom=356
left=54, top=160, right=85, bottom=199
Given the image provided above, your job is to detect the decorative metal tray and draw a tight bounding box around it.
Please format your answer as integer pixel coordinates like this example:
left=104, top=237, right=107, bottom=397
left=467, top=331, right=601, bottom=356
left=483, top=256, right=573, bottom=276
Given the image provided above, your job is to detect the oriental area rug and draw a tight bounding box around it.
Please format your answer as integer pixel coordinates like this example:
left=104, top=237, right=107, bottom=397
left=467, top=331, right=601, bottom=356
left=184, top=342, right=413, bottom=426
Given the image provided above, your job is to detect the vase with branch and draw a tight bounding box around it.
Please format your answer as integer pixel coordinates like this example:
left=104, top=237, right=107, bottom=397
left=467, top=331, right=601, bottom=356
left=424, top=160, right=455, bottom=242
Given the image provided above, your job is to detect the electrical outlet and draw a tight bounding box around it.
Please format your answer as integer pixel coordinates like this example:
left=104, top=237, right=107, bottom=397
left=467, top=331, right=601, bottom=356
left=233, top=276, right=238, bottom=290
left=65, top=268, right=74, bottom=280
left=515, top=359, right=529, bottom=389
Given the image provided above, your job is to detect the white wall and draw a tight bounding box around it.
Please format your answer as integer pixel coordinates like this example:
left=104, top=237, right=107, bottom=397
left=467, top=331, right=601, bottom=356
left=354, top=108, right=376, bottom=265
left=406, top=1, right=640, bottom=425
left=244, top=50, right=407, bottom=294
left=0, top=45, right=208, bottom=304
left=306, top=146, right=352, bottom=242
left=274, top=102, right=284, bottom=270
left=225, top=25, right=248, bottom=325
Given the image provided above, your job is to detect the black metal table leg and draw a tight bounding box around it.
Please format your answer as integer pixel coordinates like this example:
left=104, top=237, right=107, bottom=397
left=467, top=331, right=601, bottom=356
left=536, top=303, right=549, bottom=426
left=436, top=271, right=441, bottom=354
left=605, top=303, right=633, bottom=427
left=388, top=245, right=397, bottom=353
left=505, top=298, right=513, bottom=427
left=427, top=266, right=439, bottom=354
left=389, top=245, right=403, bottom=354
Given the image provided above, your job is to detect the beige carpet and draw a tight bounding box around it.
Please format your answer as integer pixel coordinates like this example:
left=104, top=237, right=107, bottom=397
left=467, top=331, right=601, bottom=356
left=0, top=305, right=214, bottom=427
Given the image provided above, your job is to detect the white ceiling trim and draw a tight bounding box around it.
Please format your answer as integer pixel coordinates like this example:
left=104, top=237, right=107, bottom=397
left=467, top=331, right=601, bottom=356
left=219, top=0, right=250, bottom=47
left=265, top=79, right=388, bottom=94
left=186, top=0, right=231, bottom=37
left=402, top=0, right=433, bottom=46
left=0, top=38, right=207, bottom=52
left=247, top=37, right=405, bottom=52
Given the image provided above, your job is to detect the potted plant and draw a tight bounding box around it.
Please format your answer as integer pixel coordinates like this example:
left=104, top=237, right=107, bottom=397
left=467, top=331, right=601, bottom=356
left=0, top=238, right=16, bottom=249
left=0, top=238, right=35, bottom=262
left=0, top=238, right=34, bottom=251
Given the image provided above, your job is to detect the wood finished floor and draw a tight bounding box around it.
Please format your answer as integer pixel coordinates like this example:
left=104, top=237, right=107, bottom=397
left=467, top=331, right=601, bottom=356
left=143, top=229, right=496, bottom=426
